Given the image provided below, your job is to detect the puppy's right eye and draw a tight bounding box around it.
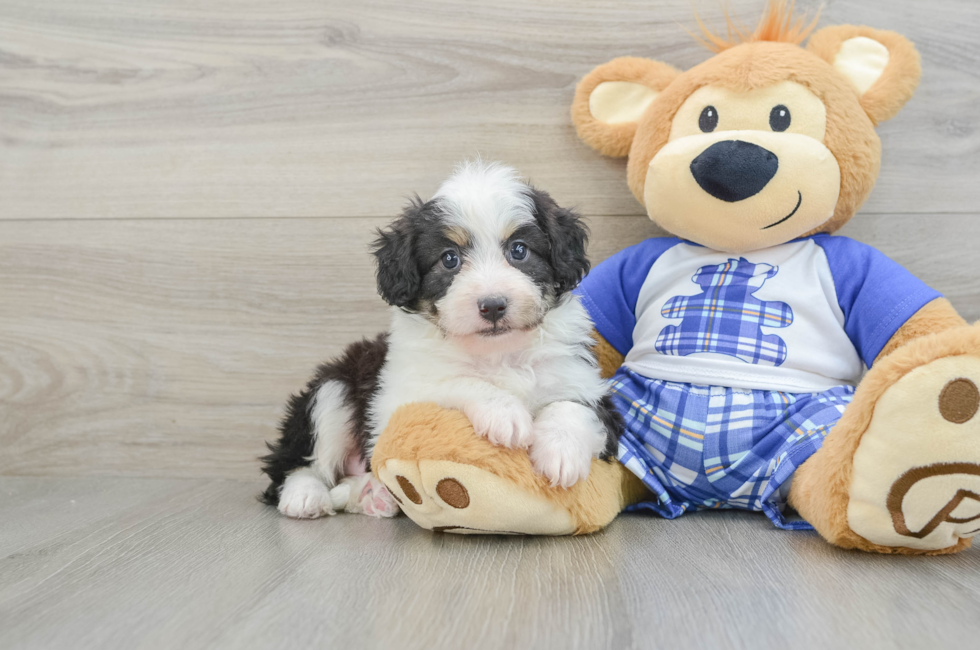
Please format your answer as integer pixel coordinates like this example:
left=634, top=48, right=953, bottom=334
left=441, top=250, right=459, bottom=269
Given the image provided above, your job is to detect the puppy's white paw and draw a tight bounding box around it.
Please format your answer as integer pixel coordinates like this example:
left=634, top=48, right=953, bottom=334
left=278, top=470, right=335, bottom=519
left=464, top=395, right=534, bottom=449
left=331, top=474, right=401, bottom=518
left=530, top=433, right=593, bottom=488
left=529, top=402, right=606, bottom=488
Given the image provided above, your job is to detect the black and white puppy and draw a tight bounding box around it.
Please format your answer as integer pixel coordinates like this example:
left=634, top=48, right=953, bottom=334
left=261, top=161, right=621, bottom=519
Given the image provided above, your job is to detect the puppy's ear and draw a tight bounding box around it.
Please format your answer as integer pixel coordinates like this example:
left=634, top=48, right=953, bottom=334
left=807, top=26, right=921, bottom=125
left=372, top=198, right=423, bottom=308
left=529, top=188, right=590, bottom=294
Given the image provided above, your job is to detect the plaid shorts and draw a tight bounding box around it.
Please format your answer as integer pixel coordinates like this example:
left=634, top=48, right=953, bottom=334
left=610, top=367, right=854, bottom=530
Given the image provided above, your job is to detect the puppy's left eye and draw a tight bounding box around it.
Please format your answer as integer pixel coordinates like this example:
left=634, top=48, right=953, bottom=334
left=509, top=241, right=528, bottom=261
left=441, top=250, right=460, bottom=269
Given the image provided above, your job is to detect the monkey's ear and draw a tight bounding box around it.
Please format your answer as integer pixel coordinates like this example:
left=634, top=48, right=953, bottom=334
left=571, top=57, right=680, bottom=158
left=808, top=26, right=921, bottom=125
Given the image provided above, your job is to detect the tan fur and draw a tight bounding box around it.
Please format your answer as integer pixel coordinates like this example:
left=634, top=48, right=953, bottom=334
left=444, top=225, right=470, bottom=248
left=372, top=402, right=648, bottom=534
left=807, top=25, right=922, bottom=125
left=876, top=298, right=967, bottom=362
left=567, top=7, right=974, bottom=553
left=624, top=41, right=881, bottom=238
left=574, top=13, right=922, bottom=239
left=592, top=330, right=626, bottom=379
left=571, top=57, right=680, bottom=158
left=788, top=322, right=980, bottom=555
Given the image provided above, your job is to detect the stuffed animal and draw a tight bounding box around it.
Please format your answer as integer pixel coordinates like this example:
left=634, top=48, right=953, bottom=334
left=371, top=1, right=980, bottom=554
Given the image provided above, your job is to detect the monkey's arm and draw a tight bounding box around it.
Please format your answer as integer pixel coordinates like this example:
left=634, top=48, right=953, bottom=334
left=875, top=298, right=966, bottom=363
left=593, top=330, right=626, bottom=379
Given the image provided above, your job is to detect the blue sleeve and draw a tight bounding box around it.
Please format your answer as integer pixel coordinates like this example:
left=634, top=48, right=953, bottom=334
left=574, top=237, right=681, bottom=356
left=814, top=235, right=942, bottom=367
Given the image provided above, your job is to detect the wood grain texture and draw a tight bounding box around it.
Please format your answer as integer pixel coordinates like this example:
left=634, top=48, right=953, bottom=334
left=1, top=0, right=979, bottom=219
left=2, top=214, right=979, bottom=479
left=0, top=477, right=978, bottom=650
left=2, top=4, right=979, bottom=647
left=1, top=0, right=979, bottom=479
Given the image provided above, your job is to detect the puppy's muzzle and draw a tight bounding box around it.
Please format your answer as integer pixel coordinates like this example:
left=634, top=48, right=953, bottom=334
left=478, top=296, right=508, bottom=325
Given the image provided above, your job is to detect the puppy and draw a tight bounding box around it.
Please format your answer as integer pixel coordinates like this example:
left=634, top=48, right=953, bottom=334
left=261, top=161, right=622, bottom=519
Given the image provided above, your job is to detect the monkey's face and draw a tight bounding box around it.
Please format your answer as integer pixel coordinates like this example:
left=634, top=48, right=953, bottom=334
left=573, top=31, right=920, bottom=255
left=643, top=80, right=841, bottom=253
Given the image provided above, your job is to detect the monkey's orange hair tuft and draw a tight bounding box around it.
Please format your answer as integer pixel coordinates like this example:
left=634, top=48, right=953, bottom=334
left=691, top=1, right=821, bottom=53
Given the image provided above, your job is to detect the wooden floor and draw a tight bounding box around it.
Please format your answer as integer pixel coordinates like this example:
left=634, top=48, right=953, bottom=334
left=2, top=476, right=980, bottom=650
left=2, top=0, right=979, bottom=647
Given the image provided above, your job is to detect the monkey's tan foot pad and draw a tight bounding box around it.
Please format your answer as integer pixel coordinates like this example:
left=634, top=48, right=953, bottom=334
left=377, top=459, right=577, bottom=535
left=849, top=353, right=980, bottom=552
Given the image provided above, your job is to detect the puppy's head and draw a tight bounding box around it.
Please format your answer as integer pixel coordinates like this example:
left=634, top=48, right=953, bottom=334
left=373, top=161, right=589, bottom=347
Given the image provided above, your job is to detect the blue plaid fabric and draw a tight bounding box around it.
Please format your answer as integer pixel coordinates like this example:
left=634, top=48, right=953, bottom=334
left=610, top=367, right=854, bottom=530
left=654, top=257, right=794, bottom=366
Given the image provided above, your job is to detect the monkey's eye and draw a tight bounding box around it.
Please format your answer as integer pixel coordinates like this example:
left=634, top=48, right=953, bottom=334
left=509, top=241, right=528, bottom=261
left=441, top=250, right=459, bottom=269
left=769, top=105, right=791, bottom=132
left=699, top=106, right=718, bottom=133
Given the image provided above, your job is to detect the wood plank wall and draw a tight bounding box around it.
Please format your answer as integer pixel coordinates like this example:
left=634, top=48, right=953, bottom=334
left=2, top=0, right=978, bottom=478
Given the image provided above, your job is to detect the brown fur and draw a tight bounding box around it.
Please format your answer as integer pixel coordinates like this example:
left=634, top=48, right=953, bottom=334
left=788, top=322, right=980, bottom=555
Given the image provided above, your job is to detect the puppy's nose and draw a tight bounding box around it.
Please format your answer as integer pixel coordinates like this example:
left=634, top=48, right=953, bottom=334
left=690, top=140, right=779, bottom=202
left=478, top=296, right=508, bottom=324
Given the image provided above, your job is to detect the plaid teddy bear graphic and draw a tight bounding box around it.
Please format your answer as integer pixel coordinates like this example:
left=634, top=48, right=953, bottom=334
left=655, top=258, right=794, bottom=366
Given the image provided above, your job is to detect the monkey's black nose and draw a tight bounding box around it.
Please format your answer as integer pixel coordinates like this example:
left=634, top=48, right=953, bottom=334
left=690, top=140, right=779, bottom=202
left=478, top=296, right=508, bottom=324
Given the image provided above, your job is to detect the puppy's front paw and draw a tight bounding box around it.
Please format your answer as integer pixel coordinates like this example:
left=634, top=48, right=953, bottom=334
left=529, top=402, right=605, bottom=488
left=278, top=470, right=335, bottom=519
left=464, top=396, right=534, bottom=449
left=530, top=432, right=593, bottom=488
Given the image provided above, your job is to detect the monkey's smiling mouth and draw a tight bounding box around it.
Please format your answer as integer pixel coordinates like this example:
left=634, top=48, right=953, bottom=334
left=761, top=191, right=803, bottom=230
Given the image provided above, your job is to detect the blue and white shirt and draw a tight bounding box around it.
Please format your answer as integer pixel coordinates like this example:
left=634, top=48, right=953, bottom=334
left=576, top=235, right=940, bottom=393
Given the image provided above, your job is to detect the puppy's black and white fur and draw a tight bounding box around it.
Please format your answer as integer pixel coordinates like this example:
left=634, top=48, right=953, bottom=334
left=261, top=161, right=622, bottom=519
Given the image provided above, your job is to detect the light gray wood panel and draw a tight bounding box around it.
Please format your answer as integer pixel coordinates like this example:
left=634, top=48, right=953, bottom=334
left=0, top=477, right=978, bottom=650
left=0, top=217, right=389, bottom=479
left=1, top=0, right=978, bottom=219
left=1, top=214, right=978, bottom=479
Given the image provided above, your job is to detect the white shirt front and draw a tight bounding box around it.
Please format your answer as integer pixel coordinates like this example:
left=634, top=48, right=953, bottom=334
left=624, top=240, right=862, bottom=392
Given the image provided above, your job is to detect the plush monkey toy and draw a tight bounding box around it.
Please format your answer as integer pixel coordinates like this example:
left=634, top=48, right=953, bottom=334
left=371, top=2, right=980, bottom=554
